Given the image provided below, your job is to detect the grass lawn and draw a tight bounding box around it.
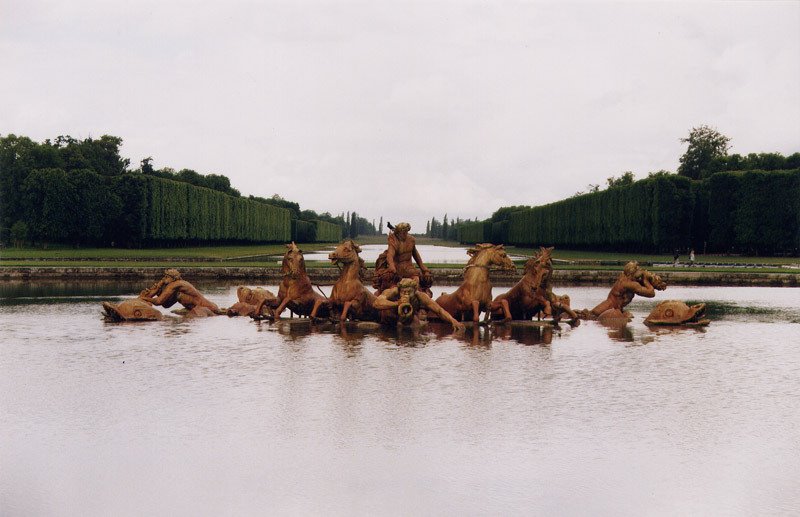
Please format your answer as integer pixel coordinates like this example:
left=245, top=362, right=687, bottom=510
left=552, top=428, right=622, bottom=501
left=1, top=239, right=797, bottom=273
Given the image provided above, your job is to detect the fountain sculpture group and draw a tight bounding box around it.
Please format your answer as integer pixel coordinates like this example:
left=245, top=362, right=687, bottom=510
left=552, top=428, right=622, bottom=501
left=102, top=222, right=710, bottom=330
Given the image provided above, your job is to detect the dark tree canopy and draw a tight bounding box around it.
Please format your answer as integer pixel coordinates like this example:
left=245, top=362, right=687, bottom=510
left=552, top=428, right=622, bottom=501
left=678, top=125, right=731, bottom=180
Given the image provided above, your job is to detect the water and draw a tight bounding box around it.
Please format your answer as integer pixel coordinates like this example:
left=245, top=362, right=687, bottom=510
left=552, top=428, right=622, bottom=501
left=292, top=244, right=527, bottom=264
left=1, top=281, right=799, bottom=516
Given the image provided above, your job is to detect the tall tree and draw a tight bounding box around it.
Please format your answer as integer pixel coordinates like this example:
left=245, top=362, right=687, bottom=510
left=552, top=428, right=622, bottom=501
left=678, top=125, right=731, bottom=180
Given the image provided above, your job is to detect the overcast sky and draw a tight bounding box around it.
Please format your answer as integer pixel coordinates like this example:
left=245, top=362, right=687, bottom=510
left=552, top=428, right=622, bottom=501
left=2, top=1, right=799, bottom=231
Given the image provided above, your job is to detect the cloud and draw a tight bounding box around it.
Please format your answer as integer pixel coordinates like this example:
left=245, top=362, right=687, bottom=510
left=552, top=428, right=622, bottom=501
left=2, top=1, right=799, bottom=230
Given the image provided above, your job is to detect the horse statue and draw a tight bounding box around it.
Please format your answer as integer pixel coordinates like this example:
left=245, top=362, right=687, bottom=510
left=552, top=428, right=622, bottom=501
left=324, top=240, right=379, bottom=323
left=254, top=242, right=330, bottom=320
left=489, top=247, right=578, bottom=323
left=435, top=243, right=516, bottom=323
left=490, top=246, right=553, bottom=321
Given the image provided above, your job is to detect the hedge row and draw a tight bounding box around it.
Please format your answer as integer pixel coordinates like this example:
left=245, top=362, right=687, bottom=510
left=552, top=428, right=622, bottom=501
left=705, top=169, right=800, bottom=254
left=457, top=221, right=492, bottom=244
left=144, top=176, right=290, bottom=242
left=314, top=220, right=342, bottom=242
left=505, top=175, right=691, bottom=252
left=501, top=171, right=799, bottom=254
left=19, top=169, right=292, bottom=245
left=291, top=219, right=316, bottom=243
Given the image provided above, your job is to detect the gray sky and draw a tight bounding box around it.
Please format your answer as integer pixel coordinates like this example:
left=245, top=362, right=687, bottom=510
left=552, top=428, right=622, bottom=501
left=2, top=1, right=799, bottom=231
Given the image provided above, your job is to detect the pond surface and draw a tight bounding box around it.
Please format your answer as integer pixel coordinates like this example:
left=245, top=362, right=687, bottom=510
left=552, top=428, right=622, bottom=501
left=1, top=281, right=799, bottom=516
left=293, top=243, right=526, bottom=264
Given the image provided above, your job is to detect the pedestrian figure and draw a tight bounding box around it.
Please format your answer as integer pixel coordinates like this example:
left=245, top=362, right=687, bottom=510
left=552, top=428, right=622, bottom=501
left=673, top=249, right=679, bottom=266
left=689, top=248, right=695, bottom=267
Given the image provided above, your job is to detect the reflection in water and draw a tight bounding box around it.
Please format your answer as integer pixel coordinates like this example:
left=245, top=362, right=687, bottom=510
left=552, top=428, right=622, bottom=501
left=2, top=282, right=800, bottom=515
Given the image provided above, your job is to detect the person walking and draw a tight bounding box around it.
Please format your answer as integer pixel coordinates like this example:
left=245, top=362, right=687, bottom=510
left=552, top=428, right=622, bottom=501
left=689, top=248, right=696, bottom=267
left=673, top=249, right=680, bottom=266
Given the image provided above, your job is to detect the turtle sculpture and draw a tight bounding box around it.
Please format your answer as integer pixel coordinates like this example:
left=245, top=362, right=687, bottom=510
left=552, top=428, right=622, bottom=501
left=644, top=300, right=710, bottom=326
left=102, top=299, right=164, bottom=322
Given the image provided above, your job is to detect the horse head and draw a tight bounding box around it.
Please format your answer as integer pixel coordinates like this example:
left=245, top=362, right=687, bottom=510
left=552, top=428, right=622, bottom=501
left=282, top=241, right=306, bottom=278
left=467, top=243, right=516, bottom=271
left=329, top=239, right=362, bottom=265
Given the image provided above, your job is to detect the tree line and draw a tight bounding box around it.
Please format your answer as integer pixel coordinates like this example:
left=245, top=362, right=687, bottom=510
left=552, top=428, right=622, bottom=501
left=454, top=127, right=800, bottom=255
left=0, top=134, right=362, bottom=246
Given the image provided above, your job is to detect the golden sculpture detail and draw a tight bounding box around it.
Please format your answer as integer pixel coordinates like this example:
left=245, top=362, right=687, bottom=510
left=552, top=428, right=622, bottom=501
left=373, top=222, right=433, bottom=295
left=323, top=240, right=378, bottom=322
left=375, top=278, right=465, bottom=331
left=138, top=268, right=221, bottom=317
left=580, top=261, right=666, bottom=322
left=645, top=301, right=710, bottom=326
left=435, top=243, right=516, bottom=323
left=490, top=247, right=577, bottom=323
left=102, top=298, right=164, bottom=321
left=227, top=286, right=277, bottom=317
left=255, top=242, right=330, bottom=320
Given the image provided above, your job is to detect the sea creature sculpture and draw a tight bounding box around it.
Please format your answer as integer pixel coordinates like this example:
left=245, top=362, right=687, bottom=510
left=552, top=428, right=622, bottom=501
left=102, top=299, right=164, bottom=321
left=644, top=300, right=710, bottom=326
left=324, top=240, right=379, bottom=322
left=435, top=243, right=516, bottom=323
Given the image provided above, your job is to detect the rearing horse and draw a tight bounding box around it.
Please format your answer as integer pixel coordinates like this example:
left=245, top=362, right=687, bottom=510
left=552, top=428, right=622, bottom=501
left=255, top=242, right=329, bottom=319
left=435, top=243, right=516, bottom=323
left=324, top=240, right=379, bottom=322
left=490, top=246, right=554, bottom=321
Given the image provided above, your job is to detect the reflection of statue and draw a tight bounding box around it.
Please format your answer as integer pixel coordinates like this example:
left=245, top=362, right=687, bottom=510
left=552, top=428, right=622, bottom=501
left=373, top=222, right=432, bottom=295
left=374, top=278, right=465, bottom=331
left=580, top=261, right=665, bottom=322
left=324, top=240, right=379, bottom=322
left=254, top=242, right=330, bottom=320
left=490, top=246, right=571, bottom=322
left=102, top=299, right=164, bottom=321
left=227, top=286, right=276, bottom=317
left=435, top=244, right=516, bottom=323
left=645, top=301, right=709, bottom=326
left=138, top=269, right=221, bottom=317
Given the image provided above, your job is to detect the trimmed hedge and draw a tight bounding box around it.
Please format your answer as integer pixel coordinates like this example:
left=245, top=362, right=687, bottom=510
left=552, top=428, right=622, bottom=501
left=142, top=176, right=290, bottom=243
left=507, top=175, right=693, bottom=252
left=706, top=170, right=800, bottom=253
left=291, top=219, right=316, bottom=243
left=458, top=221, right=492, bottom=244
left=505, top=171, right=799, bottom=254
left=314, top=220, right=342, bottom=242
left=18, top=170, right=291, bottom=245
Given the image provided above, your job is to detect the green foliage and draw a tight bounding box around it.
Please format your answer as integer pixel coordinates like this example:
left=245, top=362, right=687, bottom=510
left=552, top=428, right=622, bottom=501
left=314, top=220, right=342, bottom=242
left=678, top=125, right=731, bottom=180
left=706, top=172, right=739, bottom=252
left=10, top=221, right=28, bottom=246
left=292, top=219, right=317, bottom=243
left=606, top=171, right=635, bottom=189
left=508, top=175, right=692, bottom=252
left=458, top=221, right=491, bottom=244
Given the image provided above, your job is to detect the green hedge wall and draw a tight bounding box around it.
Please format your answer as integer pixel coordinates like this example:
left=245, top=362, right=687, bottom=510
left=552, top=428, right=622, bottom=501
left=314, top=220, right=342, bottom=242
left=291, top=219, right=316, bottom=243
left=508, top=175, right=693, bottom=252
left=458, top=221, right=492, bottom=244
left=706, top=170, right=800, bottom=253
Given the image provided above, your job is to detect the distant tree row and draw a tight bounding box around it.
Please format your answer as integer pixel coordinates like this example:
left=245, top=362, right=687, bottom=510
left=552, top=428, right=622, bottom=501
left=0, top=134, right=357, bottom=247
left=455, top=127, right=800, bottom=255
